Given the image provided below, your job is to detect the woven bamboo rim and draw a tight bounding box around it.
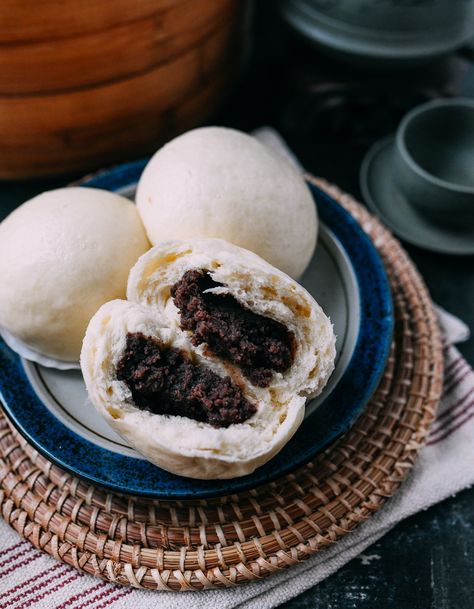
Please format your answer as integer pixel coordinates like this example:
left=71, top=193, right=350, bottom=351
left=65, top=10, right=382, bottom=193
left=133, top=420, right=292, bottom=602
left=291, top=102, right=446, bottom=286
left=0, top=178, right=443, bottom=591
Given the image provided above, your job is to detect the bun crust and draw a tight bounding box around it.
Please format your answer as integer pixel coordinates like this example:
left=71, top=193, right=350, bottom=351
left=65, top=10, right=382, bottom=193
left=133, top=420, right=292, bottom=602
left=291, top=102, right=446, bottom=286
left=136, top=127, right=317, bottom=279
left=81, top=238, right=336, bottom=479
left=0, top=187, right=149, bottom=361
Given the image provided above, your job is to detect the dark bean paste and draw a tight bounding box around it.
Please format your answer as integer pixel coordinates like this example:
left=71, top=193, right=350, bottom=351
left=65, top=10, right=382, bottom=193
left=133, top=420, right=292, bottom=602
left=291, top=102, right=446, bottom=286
left=116, top=332, right=256, bottom=428
left=171, top=270, right=294, bottom=388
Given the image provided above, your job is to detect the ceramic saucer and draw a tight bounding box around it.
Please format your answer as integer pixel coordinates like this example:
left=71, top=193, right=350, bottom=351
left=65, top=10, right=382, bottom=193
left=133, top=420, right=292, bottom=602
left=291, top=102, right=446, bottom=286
left=360, top=136, right=474, bottom=255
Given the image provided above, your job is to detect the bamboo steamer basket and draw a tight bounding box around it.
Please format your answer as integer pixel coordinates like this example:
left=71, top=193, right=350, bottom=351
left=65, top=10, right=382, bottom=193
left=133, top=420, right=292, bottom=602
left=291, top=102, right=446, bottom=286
left=0, top=0, right=246, bottom=178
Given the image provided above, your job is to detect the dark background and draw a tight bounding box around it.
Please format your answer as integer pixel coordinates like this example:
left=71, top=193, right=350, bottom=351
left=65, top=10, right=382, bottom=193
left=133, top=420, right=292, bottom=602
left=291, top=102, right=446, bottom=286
left=1, top=3, right=473, bottom=607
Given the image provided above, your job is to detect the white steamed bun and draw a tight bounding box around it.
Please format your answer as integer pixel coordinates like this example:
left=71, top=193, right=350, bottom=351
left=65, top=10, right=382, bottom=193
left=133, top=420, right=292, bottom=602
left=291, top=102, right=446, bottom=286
left=0, top=187, right=150, bottom=361
left=136, top=127, right=317, bottom=279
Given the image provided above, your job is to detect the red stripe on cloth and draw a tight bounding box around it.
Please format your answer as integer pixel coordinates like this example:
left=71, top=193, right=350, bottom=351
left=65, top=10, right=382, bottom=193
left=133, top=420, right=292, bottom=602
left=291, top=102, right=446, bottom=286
left=0, top=546, right=35, bottom=569
left=427, top=409, right=474, bottom=445
left=92, top=588, right=134, bottom=609
left=0, top=562, right=64, bottom=604
left=0, top=550, right=42, bottom=578
left=443, top=366, right=472, bottom=396
left=444, top=359, right=469, bottom=387
left=0, top=540, right=28, bottom=559
left=54, top=582, right=111, bottom=609
left=433, top=387, right=474, bottom=426
left=68, top=583, right=126, bottom=609
left=429, top=398, right=474, bottom=440
left=14, top=571, right=83, bottom=609
left=443, top=355, right=464, bottom=376
left=443, top=360, right=467, bottom=387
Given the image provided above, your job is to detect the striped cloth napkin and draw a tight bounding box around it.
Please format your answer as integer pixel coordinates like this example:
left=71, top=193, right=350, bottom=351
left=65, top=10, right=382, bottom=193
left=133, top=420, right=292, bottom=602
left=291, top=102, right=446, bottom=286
left=1, top=130, right=473, bottom=608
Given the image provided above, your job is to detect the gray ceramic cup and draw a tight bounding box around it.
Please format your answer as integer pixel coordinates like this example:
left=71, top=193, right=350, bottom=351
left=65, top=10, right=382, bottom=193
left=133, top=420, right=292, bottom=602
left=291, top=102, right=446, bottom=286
left=392, top=98, right=474, bottom=228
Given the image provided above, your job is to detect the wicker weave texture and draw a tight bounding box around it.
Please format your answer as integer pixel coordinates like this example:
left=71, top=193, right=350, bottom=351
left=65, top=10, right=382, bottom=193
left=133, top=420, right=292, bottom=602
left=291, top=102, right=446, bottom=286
left=0, top=179, right=443, bottom=591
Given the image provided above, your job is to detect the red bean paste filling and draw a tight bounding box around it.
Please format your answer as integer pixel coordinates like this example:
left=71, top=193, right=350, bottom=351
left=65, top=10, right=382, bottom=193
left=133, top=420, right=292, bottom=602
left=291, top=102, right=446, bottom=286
left=116, top=332, right=256, bottom=428
left=171, top=270, right=294, bottom=388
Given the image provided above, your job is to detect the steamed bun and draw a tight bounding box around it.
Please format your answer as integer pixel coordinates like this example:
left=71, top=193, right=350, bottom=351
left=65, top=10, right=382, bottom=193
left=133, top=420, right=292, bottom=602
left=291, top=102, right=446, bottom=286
left=0, top=187, right=150, bottom=361
left=81, top=238, right=336, bottom=479
left=136, top=127, right=317, bottom=279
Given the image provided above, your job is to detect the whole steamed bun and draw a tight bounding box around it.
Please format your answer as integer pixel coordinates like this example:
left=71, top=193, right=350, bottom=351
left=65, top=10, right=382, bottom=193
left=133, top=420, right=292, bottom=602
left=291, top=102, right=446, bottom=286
left=136, top=127, right=317, bottom=279
left=0, top=187, right=150, bottom=361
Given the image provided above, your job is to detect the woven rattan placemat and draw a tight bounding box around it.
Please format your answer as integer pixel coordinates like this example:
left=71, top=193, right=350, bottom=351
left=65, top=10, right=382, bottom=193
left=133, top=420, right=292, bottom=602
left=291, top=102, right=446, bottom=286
left=0, top=178, right=443, bottom=591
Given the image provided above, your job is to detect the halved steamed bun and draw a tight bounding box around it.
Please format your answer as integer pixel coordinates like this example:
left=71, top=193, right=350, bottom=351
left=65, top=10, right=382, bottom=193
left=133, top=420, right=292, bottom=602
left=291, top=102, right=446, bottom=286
left=81, top=239, right=336, bottom=479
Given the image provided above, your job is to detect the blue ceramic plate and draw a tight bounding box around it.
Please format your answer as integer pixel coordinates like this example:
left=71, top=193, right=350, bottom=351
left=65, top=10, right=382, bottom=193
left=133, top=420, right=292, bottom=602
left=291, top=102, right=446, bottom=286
left=0, top=161, right=393, bottom=498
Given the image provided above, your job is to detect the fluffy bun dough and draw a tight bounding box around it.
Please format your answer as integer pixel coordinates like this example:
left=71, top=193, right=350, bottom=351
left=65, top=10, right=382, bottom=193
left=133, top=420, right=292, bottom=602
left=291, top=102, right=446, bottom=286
left=136, top=127, right=317, bottom=279
left=0, top=187, right=150, bottom=361
left=81, top=238, right=336, bottom=479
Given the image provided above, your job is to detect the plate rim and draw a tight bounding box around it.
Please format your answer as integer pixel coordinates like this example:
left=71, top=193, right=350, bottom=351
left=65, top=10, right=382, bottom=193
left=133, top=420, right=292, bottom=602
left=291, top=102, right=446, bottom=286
left=0, top=167, right=393, bottom=498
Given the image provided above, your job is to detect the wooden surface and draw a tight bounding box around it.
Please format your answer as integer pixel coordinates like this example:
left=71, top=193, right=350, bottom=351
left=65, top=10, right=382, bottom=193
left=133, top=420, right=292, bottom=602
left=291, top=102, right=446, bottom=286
left=0, top=0, right=183, bottom=42
left=0, top=0, right=237, bottom=93
left=0, top=0, right=243, bottom=178
left=0, top=23, right=238, bottom=176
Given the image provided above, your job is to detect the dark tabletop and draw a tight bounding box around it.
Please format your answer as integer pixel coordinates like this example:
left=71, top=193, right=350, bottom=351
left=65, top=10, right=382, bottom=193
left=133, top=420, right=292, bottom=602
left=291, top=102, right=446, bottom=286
left=1, top=3, right=473, bottom=607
